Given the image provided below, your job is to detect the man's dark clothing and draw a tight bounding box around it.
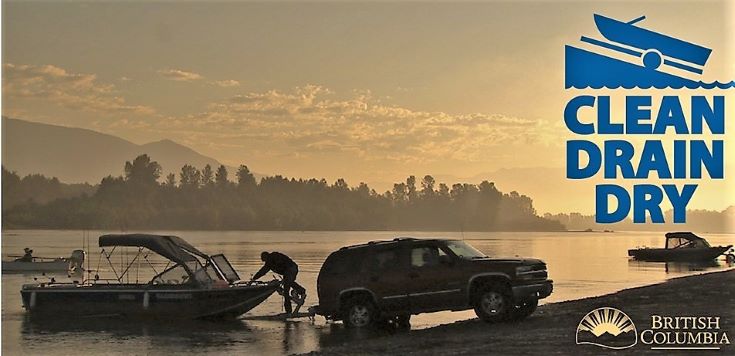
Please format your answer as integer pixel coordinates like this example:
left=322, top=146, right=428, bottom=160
left=252, top=252, right=297, bottom=279
left=253, top=252, right=306, bottom=314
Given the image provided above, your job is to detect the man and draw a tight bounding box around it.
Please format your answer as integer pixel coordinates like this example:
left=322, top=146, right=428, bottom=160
left=251, top=251, right=307, bottom=315
left=15, top=248, right=33, bottom=262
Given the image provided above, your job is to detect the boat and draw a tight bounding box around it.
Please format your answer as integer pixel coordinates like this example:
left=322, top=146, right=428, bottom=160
left=20, top=234, right=280, bottom=319
left=628, top=232, right=732, bottom=262
left=2, top=250, right=85, bottom=274
left=580, top=14, right=712, bottom=74
left=594, top=14, right=711, bottom=66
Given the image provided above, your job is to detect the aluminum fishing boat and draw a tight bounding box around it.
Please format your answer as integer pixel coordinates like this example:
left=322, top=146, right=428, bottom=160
left=2, top=250, right=84, bottom=274
left=21, top=234, right=280, bottom=319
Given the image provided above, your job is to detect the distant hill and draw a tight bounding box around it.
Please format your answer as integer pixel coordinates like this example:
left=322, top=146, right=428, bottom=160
left=2, top=117, right=229, bottom=184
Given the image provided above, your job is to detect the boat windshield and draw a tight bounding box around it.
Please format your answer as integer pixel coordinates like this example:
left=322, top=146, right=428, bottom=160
left=188, top=261, right=220, bottom=284
left=151, top=264, right=191, bottom=285
left=445, top=241, right=488, bottom=260
left=211, top=254, right=240, bottom=283
left=668, top=237, right=711, bottom=249
left=151, top=261, right=219, bottom=285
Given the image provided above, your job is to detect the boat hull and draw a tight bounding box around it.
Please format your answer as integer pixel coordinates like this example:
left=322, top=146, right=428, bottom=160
left=2, top=260, right=69, bottom=273
left=628, top=245, right=731, bottom=262
left=594, top=14, right=711, bottom=66
left=20, top=281, right=279, bottom=319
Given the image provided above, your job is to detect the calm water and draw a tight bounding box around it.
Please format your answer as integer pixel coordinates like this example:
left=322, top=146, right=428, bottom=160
left=2, top=230, right=734, bottom=355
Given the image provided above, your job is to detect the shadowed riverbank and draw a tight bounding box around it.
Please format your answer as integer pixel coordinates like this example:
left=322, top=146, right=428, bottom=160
left=310, top=269, right=735, bottom=355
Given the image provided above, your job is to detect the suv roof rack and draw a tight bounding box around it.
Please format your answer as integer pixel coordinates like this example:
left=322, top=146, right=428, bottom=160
left=338, top=237, right=419, bottom=250
left=392, top=237, right=417, bottom=242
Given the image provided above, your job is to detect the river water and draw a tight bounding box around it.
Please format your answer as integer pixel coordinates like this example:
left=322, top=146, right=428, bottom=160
left=2, top=230, right=733, bottom=355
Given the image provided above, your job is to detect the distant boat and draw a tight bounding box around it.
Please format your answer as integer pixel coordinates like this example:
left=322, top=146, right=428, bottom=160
left=628, top=232, right=732, bottom=262
left=20, top=234, right=280, bottom=319
left=2, top=250, right=84, bottom=274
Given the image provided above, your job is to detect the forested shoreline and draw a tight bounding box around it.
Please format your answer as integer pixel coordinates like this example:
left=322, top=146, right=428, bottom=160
left=2, top=155, right=564, bottom=231
left=546, top=209, right=735, bottom=233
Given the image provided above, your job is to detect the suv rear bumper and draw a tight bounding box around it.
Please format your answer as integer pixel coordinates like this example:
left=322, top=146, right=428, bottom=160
left=512, top=280, right=553, bottom=300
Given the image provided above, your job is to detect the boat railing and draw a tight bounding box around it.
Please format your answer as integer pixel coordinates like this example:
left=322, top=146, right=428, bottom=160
left=83, top=245, right=230, bottom=288
left=85, top=246, right=180, bottom=285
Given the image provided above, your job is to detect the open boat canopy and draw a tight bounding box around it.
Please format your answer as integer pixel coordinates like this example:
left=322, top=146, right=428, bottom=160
left=665, top=232, right=710, bottom=249
left=99, top=234, right=209, bottom=265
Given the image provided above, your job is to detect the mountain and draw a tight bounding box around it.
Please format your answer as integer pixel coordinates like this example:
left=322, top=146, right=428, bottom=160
left=2, top=117, right=227, bottom=184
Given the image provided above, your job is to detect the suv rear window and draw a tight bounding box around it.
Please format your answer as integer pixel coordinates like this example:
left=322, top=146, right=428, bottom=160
left=321, top=251, right=362, bottom=275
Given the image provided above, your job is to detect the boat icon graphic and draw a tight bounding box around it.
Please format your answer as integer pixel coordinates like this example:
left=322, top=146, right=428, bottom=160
left=566, top=14, right=733, bottom=89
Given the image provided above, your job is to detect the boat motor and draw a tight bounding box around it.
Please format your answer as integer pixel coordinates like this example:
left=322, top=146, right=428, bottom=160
left=69, top=249, right=86, bottom=274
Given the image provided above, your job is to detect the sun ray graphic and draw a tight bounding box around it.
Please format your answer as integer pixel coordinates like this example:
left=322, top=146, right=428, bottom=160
left=576, top=307, right=638, bottom=350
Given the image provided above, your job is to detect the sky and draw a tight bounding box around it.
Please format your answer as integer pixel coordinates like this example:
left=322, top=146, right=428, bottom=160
left=2, top=0, right=734, bottom=214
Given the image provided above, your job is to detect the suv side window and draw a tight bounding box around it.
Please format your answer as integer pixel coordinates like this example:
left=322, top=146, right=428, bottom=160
left=366, top=249, right=400, bottom=271
left=410, top=246, right=448, bottom=267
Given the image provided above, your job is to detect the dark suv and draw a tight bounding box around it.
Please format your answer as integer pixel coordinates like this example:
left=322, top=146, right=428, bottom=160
left=314, top=238, right=552, bottom=328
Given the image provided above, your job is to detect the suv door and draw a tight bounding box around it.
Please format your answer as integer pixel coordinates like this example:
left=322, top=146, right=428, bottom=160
left=362, top=246, right=410, bottom=313
left=408, top=243, right=466, bottom=313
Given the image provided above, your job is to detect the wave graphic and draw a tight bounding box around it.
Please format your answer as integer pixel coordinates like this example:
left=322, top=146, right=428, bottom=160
left=697, top=81, right=735, bottom=89
left=565, top=46, right=735, bottom=89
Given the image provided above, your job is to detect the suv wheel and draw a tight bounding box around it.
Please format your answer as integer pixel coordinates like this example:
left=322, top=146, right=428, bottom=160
left=343, top=297, right=377, bottom=328
left=473, top=283, right=512, bottom=323
left=511, top=298, right=538, bottom=321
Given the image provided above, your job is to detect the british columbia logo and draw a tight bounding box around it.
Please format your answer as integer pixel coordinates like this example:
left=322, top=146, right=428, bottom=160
left=576, top=307, right=638, bottom=349
left=577, top=308, right=731, bottom=350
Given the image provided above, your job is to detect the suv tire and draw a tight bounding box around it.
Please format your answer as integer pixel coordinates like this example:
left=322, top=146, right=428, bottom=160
left=343, top=296, right=377, bottom=328
left=473, top=283, right=512, bottom=323
left=511, top=298, right=538, bottom=320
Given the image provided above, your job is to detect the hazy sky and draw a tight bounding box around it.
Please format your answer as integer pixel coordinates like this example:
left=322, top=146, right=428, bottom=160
left=2, top=1, right=734, bottom=213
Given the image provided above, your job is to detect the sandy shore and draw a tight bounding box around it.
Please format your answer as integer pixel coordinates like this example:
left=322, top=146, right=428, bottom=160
left=310, top=270, right=735, bottom=355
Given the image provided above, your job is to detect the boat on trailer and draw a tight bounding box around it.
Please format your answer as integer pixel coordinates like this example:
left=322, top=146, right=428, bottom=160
left=628, top=232, right=732, bottom=262
left=21, top=234, right=280, bottom=319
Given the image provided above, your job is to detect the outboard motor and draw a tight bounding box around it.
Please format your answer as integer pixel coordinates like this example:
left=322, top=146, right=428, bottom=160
left=69, top=249, right=86, bottom=274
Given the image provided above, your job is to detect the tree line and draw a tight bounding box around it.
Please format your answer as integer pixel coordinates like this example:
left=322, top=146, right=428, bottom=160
left=2, top=168, right=95, bottom=209
left=545, top=209, right=735, bottom=233
left=2, top=154, right=565, bottom=231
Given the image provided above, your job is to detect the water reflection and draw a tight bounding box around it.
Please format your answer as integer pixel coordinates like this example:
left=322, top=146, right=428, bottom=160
left=664, top=260, right=722, bottom=273
left=22, top=316, right=251, bottom=340
left=313, top=320, right=411, bottom=351
left=18, top=303, right=417, bottom=355
left=627, top=259, right=725, bottom=273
